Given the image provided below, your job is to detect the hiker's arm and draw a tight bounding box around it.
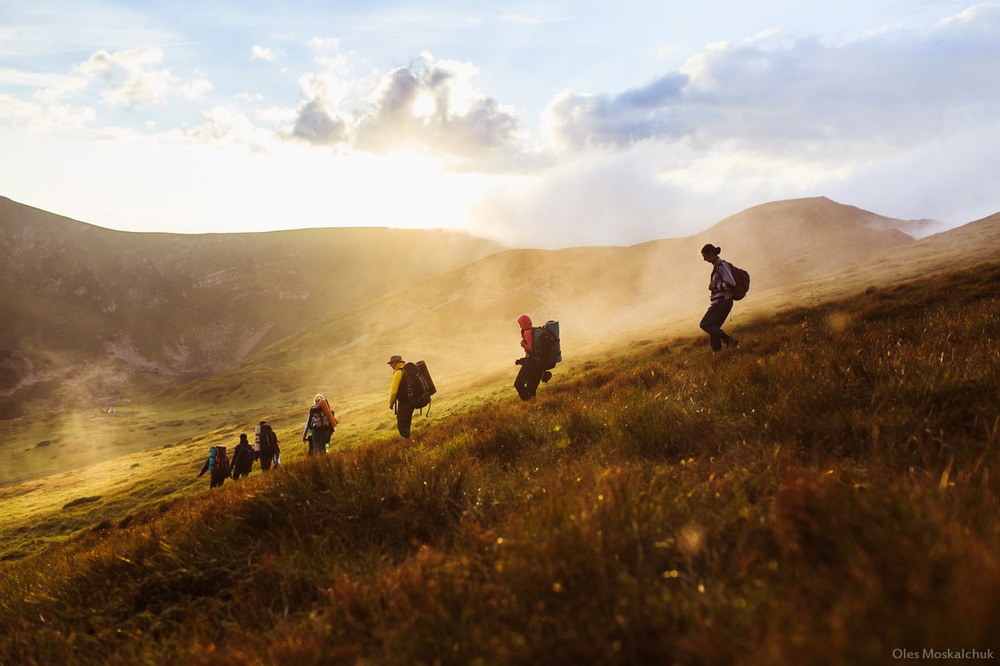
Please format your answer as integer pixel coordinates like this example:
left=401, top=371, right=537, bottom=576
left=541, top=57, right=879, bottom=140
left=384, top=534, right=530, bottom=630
left=521, top=329, right=533, bottom=356
left=389, top=369, right=403, bottom=406
left=718, top=262, right=736, bottom=289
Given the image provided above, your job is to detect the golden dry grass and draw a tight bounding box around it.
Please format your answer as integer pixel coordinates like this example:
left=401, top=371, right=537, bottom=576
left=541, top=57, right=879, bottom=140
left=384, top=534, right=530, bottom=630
left=1, top=261, right=997, bottom=664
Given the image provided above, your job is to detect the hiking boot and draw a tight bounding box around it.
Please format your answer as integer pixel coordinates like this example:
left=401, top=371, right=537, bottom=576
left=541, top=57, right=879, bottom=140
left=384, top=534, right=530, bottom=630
left=725, top=337, right=740, bottom=348
left=541, top=371, right=552, bottom=383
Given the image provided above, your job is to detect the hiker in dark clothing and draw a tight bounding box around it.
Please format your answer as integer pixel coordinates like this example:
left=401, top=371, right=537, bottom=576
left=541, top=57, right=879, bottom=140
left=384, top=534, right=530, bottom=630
left=231, top=433, right=255, bottom=479
left=699, top=243, right=740, bottom=353
left=387, top=355, right=414, bottom=438
left=198, top=446, right=230, bottom=488
left=514, top=314, right=549, bottom=400
left=256, top=420, right=280, bottom=471
left=302, top=394, right=336, bottom=455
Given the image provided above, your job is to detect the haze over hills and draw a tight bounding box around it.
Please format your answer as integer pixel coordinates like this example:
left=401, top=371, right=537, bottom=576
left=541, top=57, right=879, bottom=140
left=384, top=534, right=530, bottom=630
left=149, top=196, right=998, bottom=423
left=2, top=194, right=998, bottom=485
left=0, top=196, right=502, bottom=418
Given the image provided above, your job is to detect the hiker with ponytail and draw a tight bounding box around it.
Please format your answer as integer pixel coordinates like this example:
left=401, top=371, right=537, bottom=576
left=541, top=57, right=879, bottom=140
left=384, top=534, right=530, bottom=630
left=699, top=243, right=740, bottom=353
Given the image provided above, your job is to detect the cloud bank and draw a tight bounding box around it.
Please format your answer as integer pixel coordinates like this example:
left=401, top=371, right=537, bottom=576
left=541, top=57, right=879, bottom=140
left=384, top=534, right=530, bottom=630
left=1, top=3, right=998, bottom=247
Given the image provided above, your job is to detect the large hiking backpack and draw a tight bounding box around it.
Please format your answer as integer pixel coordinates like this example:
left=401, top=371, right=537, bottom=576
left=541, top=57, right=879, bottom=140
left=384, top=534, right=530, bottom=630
left=532, top=320, right=562, bottom=370
left=725, top=262, right=751, bottom=301
left=309, top=402, right=335, bottom=430
left=401, top=360, right=436, bottom=409
left=232, top=443, right=253, bottom=472
left=209, top=446, right=231, bottom=476
left=258, top=424, right=278, bottom=455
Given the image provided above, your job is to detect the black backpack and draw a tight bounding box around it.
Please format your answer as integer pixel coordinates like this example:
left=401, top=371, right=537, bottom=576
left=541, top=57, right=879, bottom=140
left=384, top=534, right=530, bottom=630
left=531, top=323, right=561, bottom=370
left=724, top=261, right=751, bottom=300
left=259, top=425, right=279, bottom=455
left=401, top=360, right=436, bottom=410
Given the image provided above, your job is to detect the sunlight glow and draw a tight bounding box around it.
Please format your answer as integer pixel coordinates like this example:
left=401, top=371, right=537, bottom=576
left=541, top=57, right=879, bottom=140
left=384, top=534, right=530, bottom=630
left=0, top=130, right=493, bottom=234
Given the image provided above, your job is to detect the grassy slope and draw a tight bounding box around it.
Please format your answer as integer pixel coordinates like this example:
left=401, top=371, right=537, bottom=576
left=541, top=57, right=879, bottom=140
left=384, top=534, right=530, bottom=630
left=10, top=196, right=982, bottom=489
left=1, top=262, right=998, bottom=664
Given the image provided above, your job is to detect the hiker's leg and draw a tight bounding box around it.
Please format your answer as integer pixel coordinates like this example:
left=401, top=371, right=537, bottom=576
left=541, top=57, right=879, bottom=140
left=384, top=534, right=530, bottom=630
left=396, top=399, right=413, bottom=438
left=522, top=360, right=544, bottom=398
left=514, top=364, right=531, bottom=399
left=308, top=429, right=320, bottom=455
left=700, top=300, right=733, bottom=352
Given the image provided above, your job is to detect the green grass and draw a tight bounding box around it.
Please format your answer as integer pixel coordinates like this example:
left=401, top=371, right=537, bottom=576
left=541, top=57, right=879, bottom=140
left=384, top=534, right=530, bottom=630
left=1, top=262, right=998, bottom=664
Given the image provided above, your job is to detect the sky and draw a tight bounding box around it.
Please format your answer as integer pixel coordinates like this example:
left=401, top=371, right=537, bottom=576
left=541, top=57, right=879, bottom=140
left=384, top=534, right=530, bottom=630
left=1, top=1, right=999, bottom=248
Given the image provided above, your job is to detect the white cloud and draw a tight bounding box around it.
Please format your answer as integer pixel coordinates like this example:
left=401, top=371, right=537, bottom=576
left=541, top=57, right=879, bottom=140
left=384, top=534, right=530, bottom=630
left=0, top=92, right=96, bottom=133
left=251, top=45, right=283, bottom=61
left=308, top=37, right=347, bottom=69
left=76, top=48, right=212, bottom=109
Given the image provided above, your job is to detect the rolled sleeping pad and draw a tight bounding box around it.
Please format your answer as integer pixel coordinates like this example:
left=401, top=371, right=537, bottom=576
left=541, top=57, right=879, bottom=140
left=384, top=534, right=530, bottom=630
left=320, top=398, right=338, bottom=427
left=545, top=320, right=562, bottom=363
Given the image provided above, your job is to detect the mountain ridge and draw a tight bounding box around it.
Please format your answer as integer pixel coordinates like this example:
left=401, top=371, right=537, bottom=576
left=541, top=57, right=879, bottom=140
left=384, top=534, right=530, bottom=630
left=0, top=196, right=503, bottom=417
left=2, top=194, right=997, bottom=484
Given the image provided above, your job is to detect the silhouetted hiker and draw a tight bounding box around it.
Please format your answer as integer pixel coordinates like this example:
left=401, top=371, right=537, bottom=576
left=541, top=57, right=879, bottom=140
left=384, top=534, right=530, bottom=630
left=699, top=243, right=740, bottom=352
left=302, top=393, right=337, bottom=455
left=255, top=420, right=280, bottom=471
left=198, top=445, right=230, bottom=488
left=515, top=314, right=544, bottom=400
left=515, top=314, right=560, bottom=400
left=388, top=355, right=414, bottom=438
left=231, top=433, right=255, bottom=479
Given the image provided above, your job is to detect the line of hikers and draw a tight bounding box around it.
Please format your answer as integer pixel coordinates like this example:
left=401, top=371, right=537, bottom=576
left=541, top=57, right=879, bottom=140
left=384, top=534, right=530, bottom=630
left=199, top=243, right=748, bottom=487
left=197, top=420, right=280, bottom=488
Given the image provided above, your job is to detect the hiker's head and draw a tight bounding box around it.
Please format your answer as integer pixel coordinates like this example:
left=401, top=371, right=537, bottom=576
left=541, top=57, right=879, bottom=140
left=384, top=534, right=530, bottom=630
left=239, top=433, right=248, bottom=444
left=701, top=244, right=721, bottom=262
left=517, top=314, right=533, bottom=330
left=314, top=394, right=325, bottom=405
left=387, top=354, right=403, bottom=368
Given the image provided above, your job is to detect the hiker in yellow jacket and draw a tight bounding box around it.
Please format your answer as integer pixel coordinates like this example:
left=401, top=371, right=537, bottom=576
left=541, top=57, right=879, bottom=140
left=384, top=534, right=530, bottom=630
left=387, top=354, right=414, bottom=438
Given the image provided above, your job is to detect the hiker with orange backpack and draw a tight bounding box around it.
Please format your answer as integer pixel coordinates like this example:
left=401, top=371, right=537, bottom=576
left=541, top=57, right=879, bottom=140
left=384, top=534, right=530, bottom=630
left=302, top=394, right=337, bottom=455
left=699, top=243, right=743, bottom=353
left=198, top=445, right=231, bottom=488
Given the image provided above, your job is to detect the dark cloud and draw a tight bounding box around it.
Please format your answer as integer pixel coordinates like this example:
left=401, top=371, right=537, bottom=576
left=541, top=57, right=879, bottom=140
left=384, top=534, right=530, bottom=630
left=287, top=54, right=521, bottom=163
left=353, top=56, right=521, bottom=161
left=290, top=98, right=347, bottom=146
left=543, top=5, right=1000, bottom=155
left=544, top=73, right=689, bottom=150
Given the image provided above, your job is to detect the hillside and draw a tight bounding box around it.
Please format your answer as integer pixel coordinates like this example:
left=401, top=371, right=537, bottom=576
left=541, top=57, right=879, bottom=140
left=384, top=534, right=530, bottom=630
left=1, top=261, right=997, bottom=664
left=6, top=196, right=995, bottom=485
left=150, top=195, right=954, bottom=422
left=0, top=196, right=502, bottom=418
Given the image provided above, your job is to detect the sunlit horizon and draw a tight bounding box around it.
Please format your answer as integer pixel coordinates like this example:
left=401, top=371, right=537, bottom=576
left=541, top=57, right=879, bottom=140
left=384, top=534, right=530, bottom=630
left=2, top=1, right=999, bottom=248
